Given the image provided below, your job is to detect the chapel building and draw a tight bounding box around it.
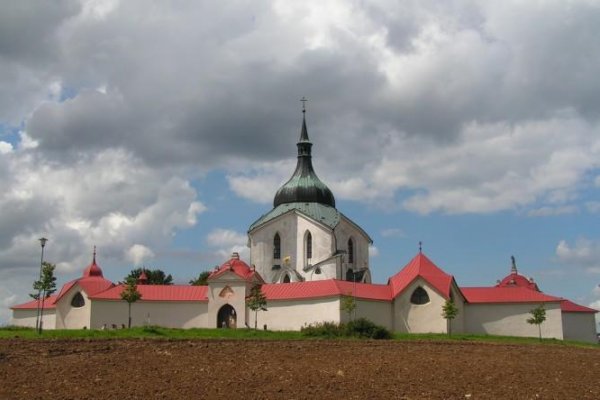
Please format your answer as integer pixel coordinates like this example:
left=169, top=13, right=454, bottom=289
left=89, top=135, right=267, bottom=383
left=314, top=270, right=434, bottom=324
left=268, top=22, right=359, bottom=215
left=10, top=108, right=598, bottom=343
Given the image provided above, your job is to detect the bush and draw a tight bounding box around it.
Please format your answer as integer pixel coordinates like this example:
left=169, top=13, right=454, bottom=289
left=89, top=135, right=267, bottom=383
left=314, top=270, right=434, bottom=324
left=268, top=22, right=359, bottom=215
left=345, top=318, right=392, bottom=339
left=301, top=321, right=343, bottom=338
left=301, top=318, right=391, bottom=340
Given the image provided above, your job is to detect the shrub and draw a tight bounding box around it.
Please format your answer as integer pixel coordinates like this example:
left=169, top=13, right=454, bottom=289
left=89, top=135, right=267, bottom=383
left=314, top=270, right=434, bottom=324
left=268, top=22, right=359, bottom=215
left=345, top=318, right=392, bottom=339
left=301, top=321, right=343, bottom=338
left=301, top=318, right=391, bottom=340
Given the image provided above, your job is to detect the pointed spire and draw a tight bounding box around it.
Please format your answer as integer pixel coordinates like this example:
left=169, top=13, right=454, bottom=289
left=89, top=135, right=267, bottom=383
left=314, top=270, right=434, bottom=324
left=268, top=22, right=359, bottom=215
left=273, top=100, right=335, bottom=208
left=299, top=97, right=309, bottom=142
left=511, top=255, right=517, bottom=274
left=93, top=245, right=97, bottom=264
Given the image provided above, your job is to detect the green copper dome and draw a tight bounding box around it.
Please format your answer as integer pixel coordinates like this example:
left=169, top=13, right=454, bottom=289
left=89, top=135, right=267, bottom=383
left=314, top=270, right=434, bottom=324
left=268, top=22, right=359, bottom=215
left=273, top=112, right=336, bottom=208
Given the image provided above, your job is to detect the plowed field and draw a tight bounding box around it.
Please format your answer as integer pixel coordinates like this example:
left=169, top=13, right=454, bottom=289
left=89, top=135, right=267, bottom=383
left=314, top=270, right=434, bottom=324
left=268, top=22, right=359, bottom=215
left=0, top=339, right=598, bottom=399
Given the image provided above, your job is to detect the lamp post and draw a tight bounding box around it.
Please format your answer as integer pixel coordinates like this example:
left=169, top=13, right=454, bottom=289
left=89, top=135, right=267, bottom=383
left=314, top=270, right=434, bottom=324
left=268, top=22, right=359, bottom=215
left=35, top=237, right=48, bottom=333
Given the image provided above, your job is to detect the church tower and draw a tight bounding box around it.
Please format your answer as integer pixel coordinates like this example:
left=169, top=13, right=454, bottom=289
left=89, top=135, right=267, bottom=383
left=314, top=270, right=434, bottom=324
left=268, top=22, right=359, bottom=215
left=248, top=102, right=372, bottom=283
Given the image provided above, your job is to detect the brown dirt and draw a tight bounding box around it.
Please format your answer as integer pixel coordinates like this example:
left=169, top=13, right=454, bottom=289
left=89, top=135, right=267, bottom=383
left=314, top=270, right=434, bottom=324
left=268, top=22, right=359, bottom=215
left=0, top=339, right=598, bottom=399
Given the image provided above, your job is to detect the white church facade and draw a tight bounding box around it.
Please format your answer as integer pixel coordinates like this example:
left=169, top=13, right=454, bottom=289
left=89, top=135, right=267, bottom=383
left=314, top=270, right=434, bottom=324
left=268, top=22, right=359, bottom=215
left=11, top=109, right=598, bottom=343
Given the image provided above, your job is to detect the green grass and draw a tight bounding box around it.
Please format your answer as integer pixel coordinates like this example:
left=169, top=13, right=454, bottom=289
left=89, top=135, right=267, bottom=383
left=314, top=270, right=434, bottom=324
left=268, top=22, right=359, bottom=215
left=0, top=325, right=597, bottom=348
left=0, top=325, right=303, bottom=340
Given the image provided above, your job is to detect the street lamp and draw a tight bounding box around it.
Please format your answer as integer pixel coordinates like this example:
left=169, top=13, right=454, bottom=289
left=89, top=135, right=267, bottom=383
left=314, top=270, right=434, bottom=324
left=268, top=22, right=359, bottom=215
left=35, top=237, right=48, bottom=332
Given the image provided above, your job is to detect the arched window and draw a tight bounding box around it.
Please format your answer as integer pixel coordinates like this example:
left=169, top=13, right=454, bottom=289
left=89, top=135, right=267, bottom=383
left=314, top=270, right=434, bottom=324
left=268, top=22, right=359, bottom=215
left=410, top=287, right=430, bottom=305
left=71, top=292, right=85, bottom=308
left=347, top=238, right=354, bottom=264
left=273, top=233, right=281, bottom=260
left=305, top=231, right=312, bottom=260
left=283, top=274, right=291, bottom=283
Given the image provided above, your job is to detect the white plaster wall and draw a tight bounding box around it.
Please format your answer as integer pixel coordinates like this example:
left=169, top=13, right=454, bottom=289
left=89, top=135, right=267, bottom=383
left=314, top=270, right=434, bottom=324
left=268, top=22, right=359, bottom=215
left=464, top=302, right=563, bottom=339
left=11, top=309, right=56, bottom=329
left=55, top=285, right=92, bottom=329
left=250, top=212, right=337, bottom=283
left=449, top=285, right=465, bottom=334
left=250, top=213, right=298, bottom=283
left=90, top=300, right=208, bottom=328
left=254, top=297, right=341, bottom=330
left=342, top=300, right=392, bottom=330
left=334, top=217, right=370, bottom=279
left=295, top=214, right=334, bottom=280
left=562, top=312, right=598, bottom=343
left=393, top=279, right=448, bottom=334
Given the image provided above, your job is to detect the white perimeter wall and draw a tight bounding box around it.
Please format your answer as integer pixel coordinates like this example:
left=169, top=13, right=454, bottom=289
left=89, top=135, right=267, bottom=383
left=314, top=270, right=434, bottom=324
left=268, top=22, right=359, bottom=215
left=464, top=302, right=563, bottom=339
left=341, top=299, right=392, bottom=330
left=90, top=300, right=208, bottom=329
left=562, top=312, right=598, bottom=343
left=11, top=309, right=56, bottom=329
left=255, top=297, right=340, bottom=330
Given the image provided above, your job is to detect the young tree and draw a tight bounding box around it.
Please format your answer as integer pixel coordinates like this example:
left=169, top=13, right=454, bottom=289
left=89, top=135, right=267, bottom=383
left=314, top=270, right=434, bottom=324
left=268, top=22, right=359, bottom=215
left=189, top=270, right=212, bottom=286
left=120, top=276, right=142, bottom=328
left=246, top=284, right=267, bottom=330
left=527, top=304, right=546, bottom=342
left=31, top=262, right=57, bottom=334
left=125, top=268, right=173, bottom=285
left=441, top=298, right=459, bottom=336
left=340, top=292, right=357, bottom=321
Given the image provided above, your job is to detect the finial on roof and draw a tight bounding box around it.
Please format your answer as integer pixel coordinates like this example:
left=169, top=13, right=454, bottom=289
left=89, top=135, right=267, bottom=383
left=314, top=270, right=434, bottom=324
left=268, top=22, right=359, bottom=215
left=419, top=241, right=422, bottom=253
left=511, top=255, right=517, bottom=274
left=300, top=96, right=307, bottom=114
left=93, top=245, right=97, bottom=264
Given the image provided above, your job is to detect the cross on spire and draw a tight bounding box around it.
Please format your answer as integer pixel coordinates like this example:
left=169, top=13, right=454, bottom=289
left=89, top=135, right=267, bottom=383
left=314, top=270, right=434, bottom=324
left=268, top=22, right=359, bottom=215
left=93, top=245, right=97, bottom=263
left=419, top=241, right=422, bottom=253
left=300, top=96, right=308, bottom=113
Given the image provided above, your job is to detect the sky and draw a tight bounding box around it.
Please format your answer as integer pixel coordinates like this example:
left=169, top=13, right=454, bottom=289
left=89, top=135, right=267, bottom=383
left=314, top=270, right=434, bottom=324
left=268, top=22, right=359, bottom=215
left=1, top=0, right=599, bottom=327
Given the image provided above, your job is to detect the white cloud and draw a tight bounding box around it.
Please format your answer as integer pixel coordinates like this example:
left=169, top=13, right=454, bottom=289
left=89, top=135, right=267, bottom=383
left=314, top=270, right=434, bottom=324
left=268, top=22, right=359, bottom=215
left=528, top=205, right=578, bottom=217
left=0, top=147, right=205, bottom=274
left=206, top=228, right=249, bottom=261
left=369, top=245, right=379, bottom=257
left=556, top=238, right=600, bottom=273
left=125, top=244, right=155, bottom=267
left=0, top=141, right=13, bottom=154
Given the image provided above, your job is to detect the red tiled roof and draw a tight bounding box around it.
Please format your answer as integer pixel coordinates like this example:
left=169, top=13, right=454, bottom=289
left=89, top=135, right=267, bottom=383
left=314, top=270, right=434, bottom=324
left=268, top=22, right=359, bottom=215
left=262, top=280, right=391, bottom=301
left=388, top=252, right=454, bottom=299
left=53, top=277, right=114, bottom=303
left=560, top=299, right=598, bottom=313
left=11, top=295, right=58, bottom=310
left=90, top=284, right=208, bottom=302
left=461, top=286, right=562, bottom=304
left=208, top=256, right=263, bottom=282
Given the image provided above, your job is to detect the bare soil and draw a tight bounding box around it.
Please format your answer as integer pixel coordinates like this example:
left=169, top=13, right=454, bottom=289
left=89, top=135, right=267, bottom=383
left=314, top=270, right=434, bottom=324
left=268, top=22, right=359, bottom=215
left=0, top=339, right=598, bottom=399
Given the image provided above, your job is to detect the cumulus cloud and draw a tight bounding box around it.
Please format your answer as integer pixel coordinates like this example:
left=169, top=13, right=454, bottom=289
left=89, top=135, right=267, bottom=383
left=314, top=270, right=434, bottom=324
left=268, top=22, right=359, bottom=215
left=0, top=146, right=205, bottom=275
left=2, top=1, right=600, bottom=321
left=206, top=228, right=249, bottom=261
left=125, top=244, right=155, bottom=267
left=556, top=238, right=600, bottom=273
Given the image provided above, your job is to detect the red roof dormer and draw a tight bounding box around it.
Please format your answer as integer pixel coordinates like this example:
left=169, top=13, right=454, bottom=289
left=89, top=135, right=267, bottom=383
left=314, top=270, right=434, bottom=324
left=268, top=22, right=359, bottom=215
left=83, top=246, right=104, bottom=278
left=138, top=270, right=149, bottom=285
left=496, top=256, right=539, bottom=291
left=208, top=252, right=264, bottom=282
left=388, top=251, right=454, bottom=299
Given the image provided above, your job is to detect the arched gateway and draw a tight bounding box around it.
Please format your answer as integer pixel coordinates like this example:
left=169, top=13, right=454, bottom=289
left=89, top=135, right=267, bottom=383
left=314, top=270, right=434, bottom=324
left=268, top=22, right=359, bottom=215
left=217, top=304, right=237, bottom=328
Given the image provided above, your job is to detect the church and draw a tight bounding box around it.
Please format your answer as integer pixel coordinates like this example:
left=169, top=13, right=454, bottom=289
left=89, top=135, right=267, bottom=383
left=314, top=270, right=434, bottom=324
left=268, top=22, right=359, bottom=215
left=10, top=108, right=598, bottom=343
